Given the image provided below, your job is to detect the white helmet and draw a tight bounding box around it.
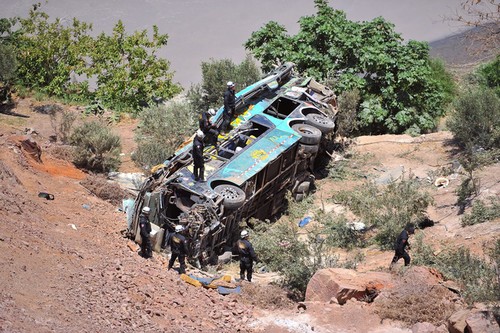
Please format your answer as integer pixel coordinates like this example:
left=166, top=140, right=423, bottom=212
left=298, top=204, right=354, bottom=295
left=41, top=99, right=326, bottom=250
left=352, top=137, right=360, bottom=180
left=240, top=230, right=249, bottom=238
left=142, top=206, right=150, bottom=214
left=227, top=81, right=234, bottom=87
left=196, top=129, right=205, bottom=138
left=208, top=108, right=216, bottom=116
left=175, top=225, right=184, bottom=232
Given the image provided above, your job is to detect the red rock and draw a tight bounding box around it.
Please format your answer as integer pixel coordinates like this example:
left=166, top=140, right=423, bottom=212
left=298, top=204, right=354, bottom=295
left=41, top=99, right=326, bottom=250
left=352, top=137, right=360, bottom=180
left=465, top=311, right=500, bottom=333
left=305, top=268, right=393, bottom=304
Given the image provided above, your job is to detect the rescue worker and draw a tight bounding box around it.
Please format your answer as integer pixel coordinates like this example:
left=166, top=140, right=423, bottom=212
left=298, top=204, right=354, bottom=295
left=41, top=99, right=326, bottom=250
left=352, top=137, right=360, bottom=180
left=168, top=225, right=189, bottom=274
left=193, top=129, right=205, bottom=182
left=390, top=223, right=415, bottom=267
left=139, top=206, right=152, bottom=259
left=221, top=81, right=236, bottom=132
left=199, top=108, right=219, bottom=145
left=235, top=230, right=258, bottom=282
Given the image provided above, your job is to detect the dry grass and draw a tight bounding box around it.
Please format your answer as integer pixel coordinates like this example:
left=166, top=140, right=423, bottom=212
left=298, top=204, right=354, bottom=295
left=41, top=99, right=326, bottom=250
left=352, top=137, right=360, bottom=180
left=47, top=145, right=75, bottom=162
left=236, top=283, right=295, bottom=311
left=80, top=173, right=129, bottom=207
left=375, top=282, right=457, bottom=326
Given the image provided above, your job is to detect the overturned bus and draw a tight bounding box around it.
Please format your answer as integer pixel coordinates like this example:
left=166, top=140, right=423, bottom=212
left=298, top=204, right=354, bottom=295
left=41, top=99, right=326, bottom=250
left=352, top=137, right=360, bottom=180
left=128, top=62, right=337, bottom=266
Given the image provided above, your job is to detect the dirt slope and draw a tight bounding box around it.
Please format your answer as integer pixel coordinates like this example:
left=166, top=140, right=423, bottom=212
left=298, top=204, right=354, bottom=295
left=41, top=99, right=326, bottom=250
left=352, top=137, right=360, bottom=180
left=0, top=98, right=498, bottom=333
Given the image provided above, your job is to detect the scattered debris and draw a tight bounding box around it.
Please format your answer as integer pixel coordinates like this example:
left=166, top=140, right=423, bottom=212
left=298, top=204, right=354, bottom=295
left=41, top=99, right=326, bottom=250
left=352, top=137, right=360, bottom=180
left=434, top=177, right=450, bottom=188
left=298, top=216, right=311, bottom=227
left=38, top=192, right=55, bottom=200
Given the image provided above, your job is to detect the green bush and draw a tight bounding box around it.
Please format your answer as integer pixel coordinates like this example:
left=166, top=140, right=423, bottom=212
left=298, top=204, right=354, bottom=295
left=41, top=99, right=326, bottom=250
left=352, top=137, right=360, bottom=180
left=447, top=87, right=500, bottom=151
left=461, top=197, right=500, bottom=226
left=413, top=238, right=500, bottom=304
left=251, top=193, right=342, bottom=299
left=133, top=102, right=197, bottom=170
left=70, top=121, right=121, bottom=172
left=316, top=211, right=363, bottom=250
left=476, top=55, right=500, bottom=96
left=186, top=55, right=262, bottom=112
left=253, top=220, right=314, bottom=298
left=334, top=176, right=433, bottom=249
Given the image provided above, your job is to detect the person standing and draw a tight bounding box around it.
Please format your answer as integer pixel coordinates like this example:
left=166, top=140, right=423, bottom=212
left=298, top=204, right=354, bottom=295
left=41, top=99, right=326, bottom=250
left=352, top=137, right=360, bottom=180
left=168, top=225, right=189, bottom=274
left=235, top=230, right=258, bottom=282
left=139, top=206, right=152, bottom=259
left=390, top=224, right=415, bottom=267
left=199, top=108, right=219, bottom=145
left=221, top=81, right=236, bottom=131
left=193, top=129, right=205, bottom=181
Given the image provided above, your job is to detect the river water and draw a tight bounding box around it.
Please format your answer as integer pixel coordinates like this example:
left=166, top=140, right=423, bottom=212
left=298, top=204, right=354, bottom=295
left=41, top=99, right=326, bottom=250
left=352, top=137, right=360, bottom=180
left=2, top=0, right=464, bottom=88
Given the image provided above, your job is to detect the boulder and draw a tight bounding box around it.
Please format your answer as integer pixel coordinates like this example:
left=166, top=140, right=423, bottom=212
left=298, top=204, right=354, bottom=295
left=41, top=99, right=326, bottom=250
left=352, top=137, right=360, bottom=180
left=465, top=311, right=500, bottom=333
left=305, top=268, right=393, bottom=304
left=412, top=322, right=448, bottom=333
left=448, top=309, right=470, bottom=333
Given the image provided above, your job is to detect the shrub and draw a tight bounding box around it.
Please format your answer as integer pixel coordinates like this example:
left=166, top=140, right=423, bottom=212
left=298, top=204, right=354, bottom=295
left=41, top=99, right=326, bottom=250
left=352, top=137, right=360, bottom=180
left=334, top=176, right=433, bottom=249
left=461, top=197, right=500, bottom=226
left=476, top=55, right=500, bottom=96
left=253, top=219, right=314, bottom=299
left=186, top=55, right=262, bottom=112
left=335, top=89, right=361, bottom=143
left=447, top=87, right=500, bottom=151
left=251, top=193, right=340, bottom=299
left=316, top=211, right=363, bottom=250
left=133, top=102, right=197, bottom=170
left=70, top=120, right=121, bottom=172
left=413, top=237, right=500, bottom=304
left=48, top=106, right=77, bottom=144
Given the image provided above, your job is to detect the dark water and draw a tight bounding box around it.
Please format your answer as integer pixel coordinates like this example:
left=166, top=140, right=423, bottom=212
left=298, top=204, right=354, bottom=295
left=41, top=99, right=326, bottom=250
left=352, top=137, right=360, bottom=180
left=2, top=0, right=464, bottom=88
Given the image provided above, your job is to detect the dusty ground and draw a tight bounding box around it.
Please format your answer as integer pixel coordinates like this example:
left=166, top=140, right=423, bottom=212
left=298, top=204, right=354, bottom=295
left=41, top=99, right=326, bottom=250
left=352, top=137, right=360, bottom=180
left=0, top=97, right=498, bottom=333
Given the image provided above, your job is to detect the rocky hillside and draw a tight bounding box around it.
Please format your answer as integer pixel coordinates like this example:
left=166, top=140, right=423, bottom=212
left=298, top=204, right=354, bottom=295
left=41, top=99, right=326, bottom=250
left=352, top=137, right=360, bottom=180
left=0, top=98, right=498, bottom=333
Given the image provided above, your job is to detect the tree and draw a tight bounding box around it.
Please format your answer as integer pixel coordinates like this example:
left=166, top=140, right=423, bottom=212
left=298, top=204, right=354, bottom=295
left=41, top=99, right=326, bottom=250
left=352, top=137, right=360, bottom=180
left=88, top=21, right=182, bottom=113
left=14, top=8, right=94, bottom=98
left=244, top=0, right=455, bottom=135
left=186, top=55, right=261, bottom=112
left=0, top=18, right=20, bottom=105
left=9, top=6, right=181, bottom=114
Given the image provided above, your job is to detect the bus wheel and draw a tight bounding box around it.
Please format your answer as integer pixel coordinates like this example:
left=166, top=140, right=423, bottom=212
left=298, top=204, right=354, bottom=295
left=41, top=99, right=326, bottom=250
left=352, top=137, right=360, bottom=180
left=214, top=184, right=246, bottom=210
left=292, top=123, right=322, bottom=145
left=305, top=114, right=335, bottom=134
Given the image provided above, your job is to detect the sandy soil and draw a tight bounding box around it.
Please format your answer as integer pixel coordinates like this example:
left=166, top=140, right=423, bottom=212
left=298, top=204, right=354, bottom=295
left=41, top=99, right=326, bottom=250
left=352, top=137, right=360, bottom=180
left=0, top=98, right=498, bottom=333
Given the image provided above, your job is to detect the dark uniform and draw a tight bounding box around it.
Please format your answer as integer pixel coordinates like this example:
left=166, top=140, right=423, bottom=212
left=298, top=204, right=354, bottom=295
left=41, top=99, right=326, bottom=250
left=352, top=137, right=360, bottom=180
left=221, top=86, right=236, bottom=131
left=199, top=110, right=219, bottom=145
left=168, top=231, right=189, bottom=274
left=391, top=225, right=414, bottom=266
left=139, top=213, right=152, bottom=258
left=192, top=134, right=205, bottom=181
left=236, top=238, right=258, bottom=282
